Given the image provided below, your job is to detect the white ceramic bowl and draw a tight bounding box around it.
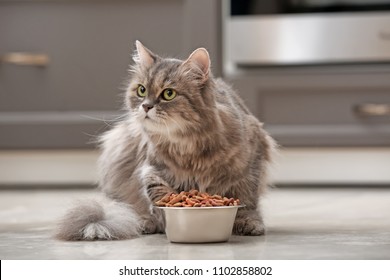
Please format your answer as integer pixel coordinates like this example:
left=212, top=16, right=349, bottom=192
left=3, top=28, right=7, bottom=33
left=158, top=205, right=242, bottom=243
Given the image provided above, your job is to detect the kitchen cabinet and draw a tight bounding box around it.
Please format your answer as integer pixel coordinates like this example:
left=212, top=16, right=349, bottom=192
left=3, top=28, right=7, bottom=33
left=0, top=0, right=222, bottom=148
left=2, top=0, right=389, bottom=148
left=228, top=65, right=390, bottom=146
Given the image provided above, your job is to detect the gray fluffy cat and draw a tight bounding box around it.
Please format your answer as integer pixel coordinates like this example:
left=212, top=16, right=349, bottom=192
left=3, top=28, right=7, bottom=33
left=56, top=41, right=276, bottom=240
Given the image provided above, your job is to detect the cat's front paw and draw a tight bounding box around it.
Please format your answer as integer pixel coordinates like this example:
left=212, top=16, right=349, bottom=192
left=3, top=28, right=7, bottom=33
left=141, top=210, right=165, bottom=234
left=142, top=219, right=164, bottom=234
left=233, top=216, right=265, bottom=236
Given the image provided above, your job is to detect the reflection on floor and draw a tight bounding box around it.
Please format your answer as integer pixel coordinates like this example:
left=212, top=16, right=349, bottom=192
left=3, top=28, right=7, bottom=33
left=0, top=187, right=389, bottom=259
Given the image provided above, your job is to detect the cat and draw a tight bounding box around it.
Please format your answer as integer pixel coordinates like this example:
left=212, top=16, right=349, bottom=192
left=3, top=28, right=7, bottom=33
left=56, top=40, right=276, bottom=241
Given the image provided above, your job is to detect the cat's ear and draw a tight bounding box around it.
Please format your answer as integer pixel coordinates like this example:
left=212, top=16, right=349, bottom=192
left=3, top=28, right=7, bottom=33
left=133, top=40, right=157, bottom=68
left=183, top=48, right=210, bottom=79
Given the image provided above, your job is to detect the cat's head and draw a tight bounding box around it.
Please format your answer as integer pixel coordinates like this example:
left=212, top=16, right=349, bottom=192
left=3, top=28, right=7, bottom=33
left=126, top=41, right=215, bottom=136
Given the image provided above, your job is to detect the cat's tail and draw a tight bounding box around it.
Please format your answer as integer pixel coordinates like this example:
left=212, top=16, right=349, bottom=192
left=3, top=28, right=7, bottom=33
left=55, top=197, right=142, bottom=241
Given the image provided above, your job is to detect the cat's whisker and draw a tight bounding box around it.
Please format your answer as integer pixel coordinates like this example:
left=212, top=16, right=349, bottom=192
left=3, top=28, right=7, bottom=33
left=82, top=112, right=128, bottom=128
left=155, top=123, right=164, bottom=147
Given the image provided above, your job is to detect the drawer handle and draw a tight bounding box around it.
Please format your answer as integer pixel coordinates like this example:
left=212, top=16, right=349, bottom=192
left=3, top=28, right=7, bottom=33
left=354, top=103, right=390, bottom=116
left=0, top=52, right=49, bottom=66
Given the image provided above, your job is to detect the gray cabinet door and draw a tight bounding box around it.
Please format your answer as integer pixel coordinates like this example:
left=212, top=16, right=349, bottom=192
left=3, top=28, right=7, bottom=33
left=0, top=0, right=222, bottom=148
left=229, top=66, right=390, bottom=147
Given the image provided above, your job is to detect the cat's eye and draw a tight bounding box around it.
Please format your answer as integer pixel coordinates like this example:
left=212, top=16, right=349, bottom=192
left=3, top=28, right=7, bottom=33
left=162, top=88, right=176, bottom=101
left=137, top=85, right=147, bottom=97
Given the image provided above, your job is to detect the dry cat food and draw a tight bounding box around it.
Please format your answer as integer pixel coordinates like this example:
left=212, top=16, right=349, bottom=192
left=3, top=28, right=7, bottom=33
left=155, top=189, right=240, bottom=207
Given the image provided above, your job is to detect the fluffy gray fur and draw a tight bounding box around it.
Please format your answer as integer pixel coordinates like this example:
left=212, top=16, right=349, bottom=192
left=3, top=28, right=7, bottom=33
left=56, top=41, right=276, bottom=241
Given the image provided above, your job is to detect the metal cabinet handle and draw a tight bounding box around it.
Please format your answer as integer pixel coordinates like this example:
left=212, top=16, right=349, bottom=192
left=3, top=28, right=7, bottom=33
left=0, top=52, right=49, bottom=66
left=354, top=103, right=390, bottom=116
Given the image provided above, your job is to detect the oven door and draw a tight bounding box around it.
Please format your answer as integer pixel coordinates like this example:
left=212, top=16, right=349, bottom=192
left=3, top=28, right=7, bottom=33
left=227, top=0, right=390, bottom=65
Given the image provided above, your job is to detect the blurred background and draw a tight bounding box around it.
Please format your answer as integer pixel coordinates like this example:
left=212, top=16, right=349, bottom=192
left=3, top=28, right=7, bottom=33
left=1, top=0, right=390, bottom=188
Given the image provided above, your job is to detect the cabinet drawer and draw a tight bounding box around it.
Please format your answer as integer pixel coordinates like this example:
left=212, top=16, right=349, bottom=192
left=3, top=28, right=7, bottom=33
left=229, top=71, right=390, bottom=146
left=261, top=89, right=390, bottom=146
left=260, top=89, right=390, bottom=125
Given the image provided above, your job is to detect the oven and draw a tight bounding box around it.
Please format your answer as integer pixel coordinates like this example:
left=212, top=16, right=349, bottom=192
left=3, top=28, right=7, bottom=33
left=227, top=0, right=390, bottom=66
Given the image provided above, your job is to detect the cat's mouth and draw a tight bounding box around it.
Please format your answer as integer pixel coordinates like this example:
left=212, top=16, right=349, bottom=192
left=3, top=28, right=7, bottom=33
left=141, top=111, right=150, bottom=120
left=144, top=115, right=155, bottom=121
left=143, top=112, right=160, bottom=123
left=143, top=114, right=157, bottom=123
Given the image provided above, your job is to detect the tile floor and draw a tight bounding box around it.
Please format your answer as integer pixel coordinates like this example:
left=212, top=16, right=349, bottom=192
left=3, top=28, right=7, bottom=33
left=0, top=187, right=389, bottom=259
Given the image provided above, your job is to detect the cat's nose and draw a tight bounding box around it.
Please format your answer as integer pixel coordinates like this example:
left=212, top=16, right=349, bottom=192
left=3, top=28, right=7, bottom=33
left=142, top=103, right=154, bottom=113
